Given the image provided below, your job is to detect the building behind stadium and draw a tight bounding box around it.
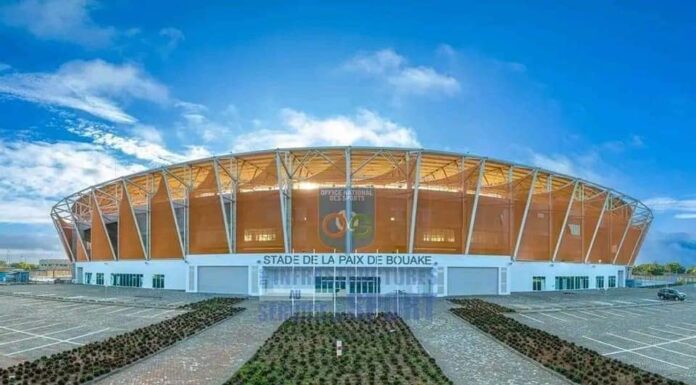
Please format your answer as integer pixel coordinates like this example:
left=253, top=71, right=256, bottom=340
left=51, top=147, right=652, bottom=296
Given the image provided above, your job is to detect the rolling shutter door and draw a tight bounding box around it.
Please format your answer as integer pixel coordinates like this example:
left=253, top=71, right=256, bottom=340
left=197, top=266, right=248, bottom=295
left=447, top=267, right=498, bottom=295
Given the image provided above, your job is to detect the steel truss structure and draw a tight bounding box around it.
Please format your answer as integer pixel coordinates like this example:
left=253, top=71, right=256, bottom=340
left=51, top=147, right=652, bottom=266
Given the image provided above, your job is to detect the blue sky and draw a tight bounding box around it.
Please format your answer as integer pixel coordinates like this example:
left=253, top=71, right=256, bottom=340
left=0, top=0, right=694, bottom=264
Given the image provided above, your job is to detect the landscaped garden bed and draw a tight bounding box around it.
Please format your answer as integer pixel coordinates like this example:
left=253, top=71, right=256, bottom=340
left=225, top=312, right=453, bottom=385
left=450, top=299, right=685, bottom=385
left=0, top=297, right=244, bottom=385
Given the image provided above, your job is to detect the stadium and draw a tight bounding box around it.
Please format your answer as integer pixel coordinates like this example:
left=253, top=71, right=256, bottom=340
left=50, top=147, right=652, bottom=296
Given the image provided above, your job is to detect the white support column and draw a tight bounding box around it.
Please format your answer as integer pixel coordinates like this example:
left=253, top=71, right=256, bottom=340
left=465, top=159, right=486, bottom=254
left=551, top=181, right=579, bottom=262
left=275, top=151, right=291, bottom=253
left=408, top=151, right=422, bottom=254
left=121, top=180, right=147, bottom=260
left=286, top=152, right=293, bottom=252
left=584, top=192, right=610, bottom=263
left=162, top=170, right=185, bottom=260
left=213, top=160, right=232, bottom=253
left=231, top=178, right=237, bottom=253
left=92, top=190, right=117, bottom=261
left=512, top=170, right=538, bottom=260
left=51, top=213, right=75, bottom=262
left=612, top=203, right=637, bottom=265
left=345, top=148, right=352, bottom=253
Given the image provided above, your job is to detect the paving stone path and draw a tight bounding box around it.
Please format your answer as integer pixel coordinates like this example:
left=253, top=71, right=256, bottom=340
left=93, top=299, right=285, bottom=385
left=405, top=300, right=570, bottom=385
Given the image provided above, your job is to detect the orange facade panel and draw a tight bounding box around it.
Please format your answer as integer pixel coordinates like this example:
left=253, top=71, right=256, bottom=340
left=237, top=190, right=284, bottom=253
left=517, top=182, right=573, bottom=262
left=76, top=236, right=89, bottom=262
left=150, top=176, right=184, bottom=259
left=118, top=183, right=146, bottom=260
left=292, top=189, right=333, bottom=253
left=55, top=218, right=74, bottom=261
left=615, top=225, right=640, bottom=265
left=556, top=196, right=584, bottom=262
left=587, top=199, right=631, bottom=264
left=189, top=164, right=230, bottom=254
left=357, top=188, right=410, bottom=253
left=90, top=196, right=115, bottom=261
left=628, top=225, right=648, bottom=265
left=470, top=169, right=531, bottom=256
left=414, top=190, right=466, bottom=254
left=609, top=206, right=631, bottom=263
left=582, top=193, right=606, bottom=262
left=469, top=193, right=512, bottom=255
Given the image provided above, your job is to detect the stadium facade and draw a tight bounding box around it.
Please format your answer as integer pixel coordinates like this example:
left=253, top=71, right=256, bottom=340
left=51, top=147, right=652, bottom=296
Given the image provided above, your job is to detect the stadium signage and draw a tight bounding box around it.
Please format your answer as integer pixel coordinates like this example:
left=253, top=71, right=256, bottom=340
left=262, top=254, right=433, bottom=266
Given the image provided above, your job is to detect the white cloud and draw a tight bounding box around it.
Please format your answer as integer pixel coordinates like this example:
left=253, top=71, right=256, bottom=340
left=0, top=0, right=115, bottom=47
left=0, top=139, right=146, bottom=224
left=528, top=151, right=604, bottom=184
left=159, top=27, right=185, bottom=55
left=0, top=62, right=11, bottom=72
left=67, top=120, right=210, bottom=165
left=344, top=49, right=460, bottom=97
left=387, top=66, right=460, bottom=97
left=0, top=59, right=169, bottom=124
left=643, top=197, right=696, bottom=220
left=233, top=108, right=420, bottom=152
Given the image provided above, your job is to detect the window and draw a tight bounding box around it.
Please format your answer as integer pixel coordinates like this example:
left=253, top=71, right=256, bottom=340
left=596, top=276, right=604, bottom=289
left=96, top=273, right=104, bottom=285
left=555, top=276, right=589, bottom=290
left=532, top=276, right=546, bottom=291
left=608, top=276, right=617, bottom=288
left=153, top=274, right=165, bottom=289
left=111, top=273, right=143, bottom=288
left=244, top=228, right=277, bottom=242
left=568, top=224, right=581, bottom=236
left=85, top=272, right=92, bottom=285
left=422, top=229, right=455, bottom=243
left=315, top=276, right=346, bottom=293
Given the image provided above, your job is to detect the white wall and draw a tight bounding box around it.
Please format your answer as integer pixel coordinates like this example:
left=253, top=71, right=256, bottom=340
left=509, top=261, right=627, bottom=292
left=76, top=260, right=188, bottom=290
left=76, top=254, right=628, bottom=295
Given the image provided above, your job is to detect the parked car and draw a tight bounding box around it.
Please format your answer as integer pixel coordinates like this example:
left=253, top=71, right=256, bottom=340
left=657, top=288, right=686, bottom=301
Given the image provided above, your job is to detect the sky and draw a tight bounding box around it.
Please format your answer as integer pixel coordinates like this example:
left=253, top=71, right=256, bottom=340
left=0, top=0, right=694, bottom=265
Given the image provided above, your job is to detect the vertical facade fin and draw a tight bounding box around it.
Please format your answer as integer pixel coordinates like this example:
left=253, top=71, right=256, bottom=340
left=90, top=192, right=116, bottom=261
left=408, top=151, right=422, bottom=254
left=150, top=172, right=184, bottom=259
left=118, top=180, right=147, bottom=260
left=551, top=181, right=579, bottom=262
left=465, top=159, right=485, bottom=254
left=612, top=203, right=636, bottom=265
left=584, top=192, right=610, bottom=263
left=513, top=170, right=538, bottom=260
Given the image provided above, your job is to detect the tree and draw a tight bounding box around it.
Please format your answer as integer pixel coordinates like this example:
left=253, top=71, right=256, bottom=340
left=9, top=262, right=38, bottom=271
left=632, top=263, right=665, bottom=276
left=664, top=262, right=686, bottom=274
left=688, top=267, right=696, bottom=275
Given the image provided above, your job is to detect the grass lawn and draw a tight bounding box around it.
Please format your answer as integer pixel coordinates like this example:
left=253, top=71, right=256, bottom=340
left=226, top=313, right=452, bottom=385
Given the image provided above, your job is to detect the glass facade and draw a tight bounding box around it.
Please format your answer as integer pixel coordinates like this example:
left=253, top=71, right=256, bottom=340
left=596, top=276, right=604, bottom=289
left=51, top=148, right=653, bottom=263
left=555, top=276, right=589, bottom=290
left=532, top=276, right=545, bottom=291
left=111, top=273, right=143, bottom=288
left=152, top=274, right=165, bottom=289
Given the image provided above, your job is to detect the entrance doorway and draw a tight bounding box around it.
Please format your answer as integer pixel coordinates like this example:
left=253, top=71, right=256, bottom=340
left=349, top=276, right=380, bottom=294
